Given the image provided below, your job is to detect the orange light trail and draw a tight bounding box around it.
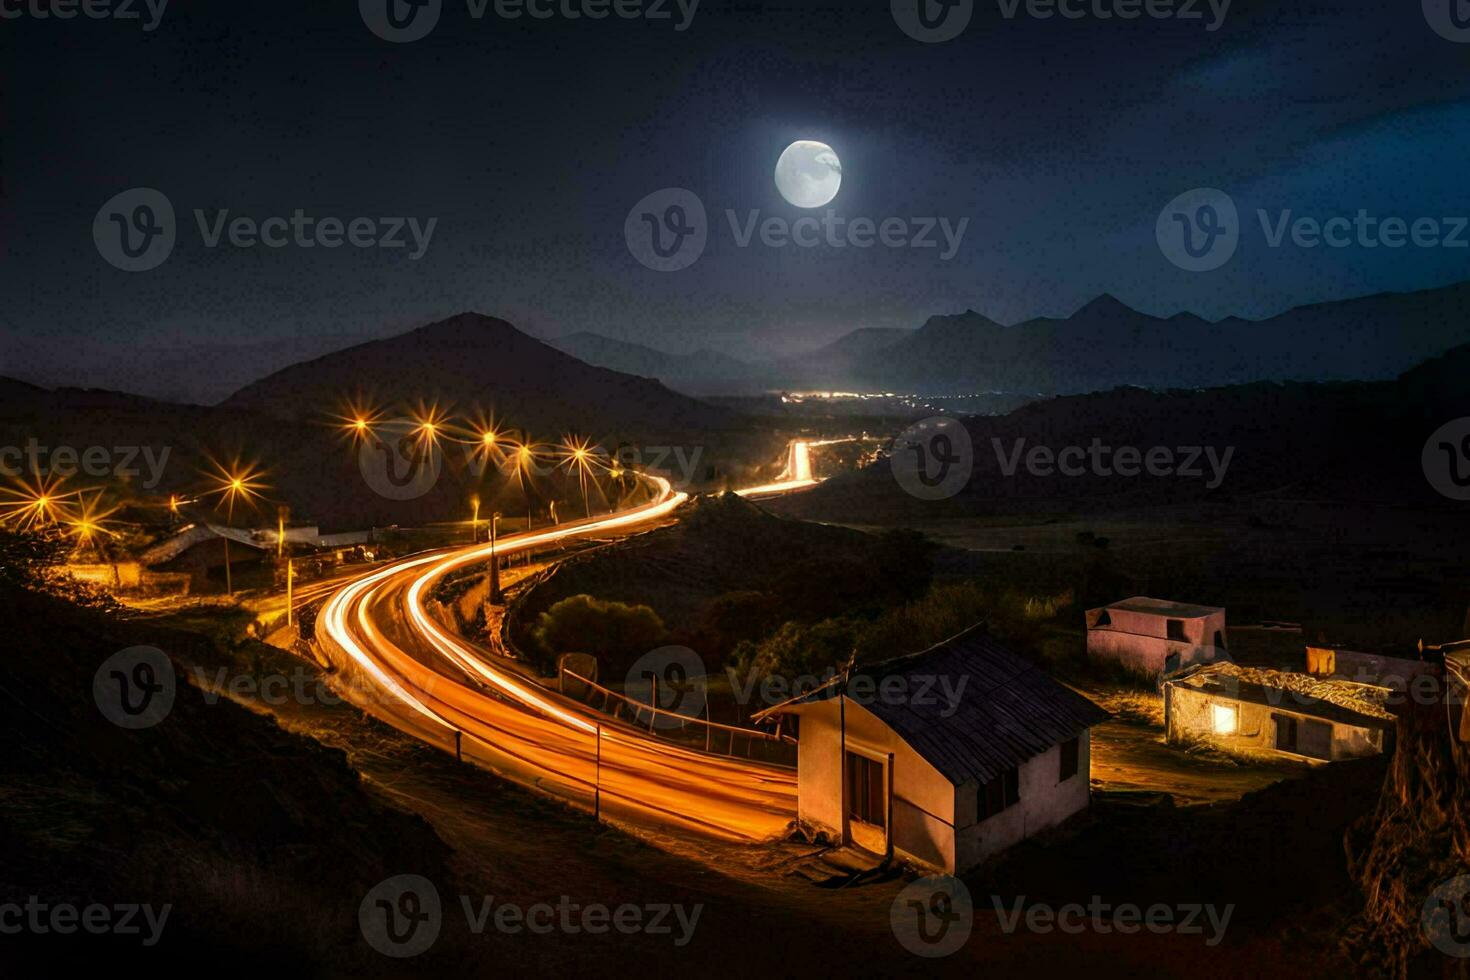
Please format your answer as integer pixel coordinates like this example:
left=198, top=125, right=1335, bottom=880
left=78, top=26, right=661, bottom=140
left=314, top=455, right=818, bottom=842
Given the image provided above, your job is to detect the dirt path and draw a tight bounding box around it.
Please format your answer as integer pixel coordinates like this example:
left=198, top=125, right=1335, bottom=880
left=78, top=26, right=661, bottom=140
left=1084, top=688, right=1305, bottom=803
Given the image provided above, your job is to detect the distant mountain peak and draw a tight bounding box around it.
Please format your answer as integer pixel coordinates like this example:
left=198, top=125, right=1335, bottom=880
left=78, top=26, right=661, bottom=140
left=1072, top=293, right=1139, bottom=318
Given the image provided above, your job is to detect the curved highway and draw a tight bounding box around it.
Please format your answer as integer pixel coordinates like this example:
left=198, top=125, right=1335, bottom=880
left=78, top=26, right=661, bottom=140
left=315, top=472, right=812, bottom=841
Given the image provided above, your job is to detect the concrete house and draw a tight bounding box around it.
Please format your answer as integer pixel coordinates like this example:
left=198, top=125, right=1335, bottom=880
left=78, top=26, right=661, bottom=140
left=1163, top=661, right=1394, bottom=762
left=757, top=626, right=1108, bottom=874
left=1086, top=596, right=1228, bottom=678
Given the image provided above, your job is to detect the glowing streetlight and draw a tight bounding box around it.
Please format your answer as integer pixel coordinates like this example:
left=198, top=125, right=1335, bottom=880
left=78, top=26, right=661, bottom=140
left=0, top=473, right=77, bottom=532
left=202, top=459, right=269, bottom=596
left=558, top=436, right=598, bottom=519
left=334, top=400, right=382, bottom=444
left=66, top=494, right=113, bottom=541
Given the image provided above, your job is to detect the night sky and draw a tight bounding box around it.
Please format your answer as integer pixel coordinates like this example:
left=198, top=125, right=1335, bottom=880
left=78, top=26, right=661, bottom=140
left=4, top=0, right=1470, bottom=402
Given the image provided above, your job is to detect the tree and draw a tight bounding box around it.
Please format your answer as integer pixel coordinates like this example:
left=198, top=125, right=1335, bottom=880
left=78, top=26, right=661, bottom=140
left=732, top=618, right=860, bottom=681
left=530, top=594, right=667, bottom=669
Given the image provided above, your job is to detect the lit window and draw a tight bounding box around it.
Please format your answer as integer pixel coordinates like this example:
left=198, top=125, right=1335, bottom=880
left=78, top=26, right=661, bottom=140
left=1211, top=703, right=1239, bottom=735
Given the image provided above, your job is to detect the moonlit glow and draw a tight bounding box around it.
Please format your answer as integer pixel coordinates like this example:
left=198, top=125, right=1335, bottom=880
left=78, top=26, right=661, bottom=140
left=775, top=140, right=842, bottom=208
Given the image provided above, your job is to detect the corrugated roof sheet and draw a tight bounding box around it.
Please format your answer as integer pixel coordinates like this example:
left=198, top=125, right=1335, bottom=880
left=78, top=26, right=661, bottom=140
left=830, top=625, right=1110, bottom=785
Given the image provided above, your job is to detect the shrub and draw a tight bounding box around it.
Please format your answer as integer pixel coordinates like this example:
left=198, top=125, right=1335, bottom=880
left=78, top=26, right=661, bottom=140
left=530, top=594, right=667, bottom=668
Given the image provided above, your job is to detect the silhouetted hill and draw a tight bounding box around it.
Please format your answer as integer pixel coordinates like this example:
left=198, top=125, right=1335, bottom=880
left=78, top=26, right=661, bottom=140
left=0, top=314, right=771, bottom=529
left=549, top=332, right=758, bottom=394
left=225, top=312, right=737, bottom=434
left=775, top=342, right=1470, bottom=523
left=547, top=282, right=1470, bottom=397
left=848, top=283, right=1470, bottom=394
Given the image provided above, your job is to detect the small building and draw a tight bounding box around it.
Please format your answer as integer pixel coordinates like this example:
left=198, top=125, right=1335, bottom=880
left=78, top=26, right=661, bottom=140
left=757, top=625, right=1109, bottom=874
left=1305, top=645, right=1437, bottom=689
left=1163, top=661, right=1394, bottom=762
left=1086, top=596, right=1228, bottom=678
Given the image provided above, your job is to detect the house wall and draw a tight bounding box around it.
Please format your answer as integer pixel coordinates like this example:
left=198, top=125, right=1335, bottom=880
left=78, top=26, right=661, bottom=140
left=1306, top=647, right=1435, bottom=688
left=1164, top=683, right=1387, bottom=761
left=952, top=733, right=1092, bottom=872
left=63, top=562, right=143, bottom=587
left=1087, top=608, right=1227, bottom=677
left=794, top=699, right=955, bottom=872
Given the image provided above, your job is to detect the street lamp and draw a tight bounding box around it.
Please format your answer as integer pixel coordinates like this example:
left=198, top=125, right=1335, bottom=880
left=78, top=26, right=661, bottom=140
left=490, top=512, right=502, bottom=603
left=470, top=494, right=481, bottom=543
left=560, top=437, right=596, bottom=519
left=203, top=460, right=268, bottom=597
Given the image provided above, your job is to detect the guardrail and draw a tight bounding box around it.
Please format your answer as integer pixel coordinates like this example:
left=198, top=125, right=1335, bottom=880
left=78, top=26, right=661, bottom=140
left=560, top=668, right=798, bottom=760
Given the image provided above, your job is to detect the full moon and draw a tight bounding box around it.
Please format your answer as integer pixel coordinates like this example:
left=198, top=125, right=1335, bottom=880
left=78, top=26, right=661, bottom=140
left=774, top=140, right=842, bottom=209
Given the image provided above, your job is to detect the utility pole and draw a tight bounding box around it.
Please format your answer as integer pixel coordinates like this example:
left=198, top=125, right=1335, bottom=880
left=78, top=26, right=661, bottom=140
left=594, top=724, right=602, bottom=822
left=490, top=513, right=502, bottom=604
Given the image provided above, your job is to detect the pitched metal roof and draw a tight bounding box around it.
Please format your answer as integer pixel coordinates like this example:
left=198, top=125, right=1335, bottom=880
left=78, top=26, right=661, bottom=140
left=779, top=624, right=1110, bottom=786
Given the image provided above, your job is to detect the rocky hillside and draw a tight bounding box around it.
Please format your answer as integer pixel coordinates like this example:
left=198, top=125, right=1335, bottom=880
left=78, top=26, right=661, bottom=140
left=1346, top=653, right=1470, bottom=977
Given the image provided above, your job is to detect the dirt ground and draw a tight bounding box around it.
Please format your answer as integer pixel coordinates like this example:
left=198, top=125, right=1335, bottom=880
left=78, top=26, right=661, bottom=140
left=1083, top=687, right=1306, bottom=803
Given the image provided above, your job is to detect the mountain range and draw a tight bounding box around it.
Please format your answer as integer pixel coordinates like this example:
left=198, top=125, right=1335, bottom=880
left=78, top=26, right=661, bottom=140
left=0, top=313, right=757, bottom=529
left=548, top=281, right=1470, bottom=397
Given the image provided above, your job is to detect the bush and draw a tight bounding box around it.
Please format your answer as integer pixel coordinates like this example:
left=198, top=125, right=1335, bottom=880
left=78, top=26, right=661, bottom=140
left=731, top=618, right=860, bottom=681
left=690, top=590, right=785, bottom=658
left=530, top=594, right=667, bottom=669
left=732, top=581, right=1075, bottom=682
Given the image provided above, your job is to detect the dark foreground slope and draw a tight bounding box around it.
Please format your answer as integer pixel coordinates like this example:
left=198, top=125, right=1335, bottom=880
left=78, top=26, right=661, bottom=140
left=0, top=581, right=456, bottom=973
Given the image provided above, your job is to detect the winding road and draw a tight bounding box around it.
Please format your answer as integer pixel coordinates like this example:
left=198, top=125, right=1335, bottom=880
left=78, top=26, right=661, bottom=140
left=314, top=467, right=815, bottom=842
